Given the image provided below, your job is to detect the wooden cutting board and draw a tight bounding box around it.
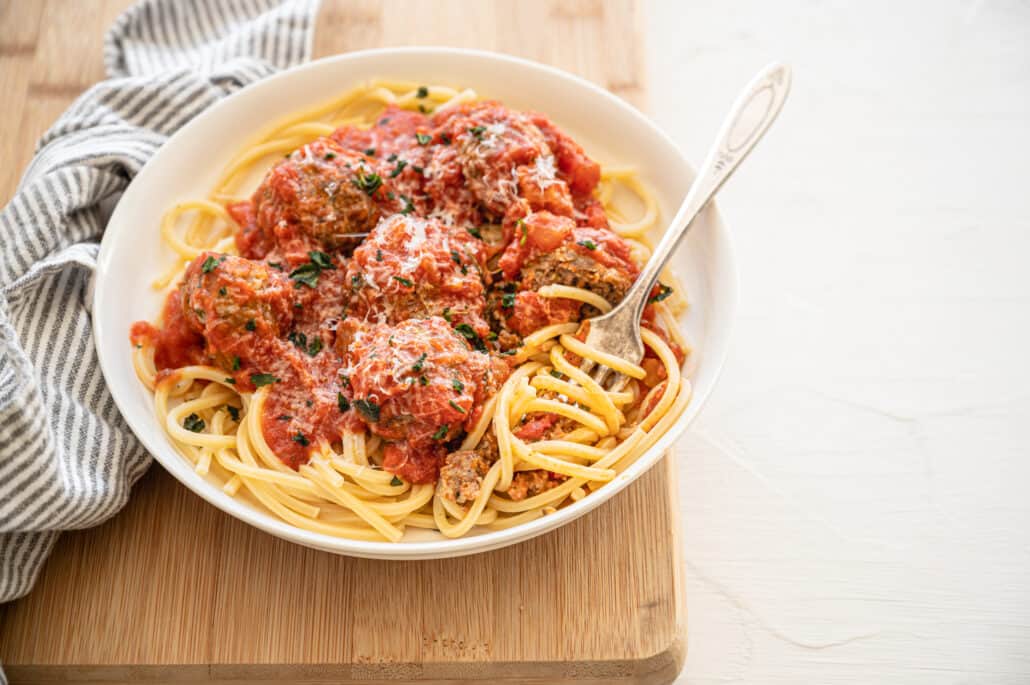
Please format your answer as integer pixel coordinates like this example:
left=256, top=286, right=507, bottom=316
left=0, top=2, right=686, bottom=683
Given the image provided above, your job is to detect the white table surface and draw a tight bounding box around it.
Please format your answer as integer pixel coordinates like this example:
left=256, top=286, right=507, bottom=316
left=647, top=1, right=1030, bottom=682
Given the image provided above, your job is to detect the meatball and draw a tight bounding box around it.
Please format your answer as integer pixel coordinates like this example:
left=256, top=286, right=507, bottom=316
left=344, top=215, right=491, bottom=337
left=341, top=316, right=509, bottom=483
left=506, top=470, right=564, bottom=501
left=233, top=138, right=382, bottom=261
left=433, top=102, right=551, bottom=217
left=181, top=252, right=293, bottom=343
left=520, top=241, right=636, bottom=305
left=437, top=433, right=499, bottom=505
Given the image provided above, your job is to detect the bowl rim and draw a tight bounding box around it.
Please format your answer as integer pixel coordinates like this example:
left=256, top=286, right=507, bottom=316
left=93, top=45, right=739, bottom=558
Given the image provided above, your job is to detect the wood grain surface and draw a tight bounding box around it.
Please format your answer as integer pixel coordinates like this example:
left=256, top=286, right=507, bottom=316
left=0, top=1, right=686, bottom=683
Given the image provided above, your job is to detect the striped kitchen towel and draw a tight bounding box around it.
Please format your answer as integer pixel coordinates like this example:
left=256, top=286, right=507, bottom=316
left=0, top=0, right=320, bottom=605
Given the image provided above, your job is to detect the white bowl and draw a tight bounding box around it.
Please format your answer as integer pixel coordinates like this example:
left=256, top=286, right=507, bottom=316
left=93, top=47, right=737, bottom=559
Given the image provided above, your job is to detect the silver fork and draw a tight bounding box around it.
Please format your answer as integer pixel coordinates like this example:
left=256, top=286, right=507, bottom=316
left=580, top=62, right=792, bottom=390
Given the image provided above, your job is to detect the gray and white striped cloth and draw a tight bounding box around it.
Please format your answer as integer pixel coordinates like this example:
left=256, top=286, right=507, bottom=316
left=0, top=0, right=319, bottom=604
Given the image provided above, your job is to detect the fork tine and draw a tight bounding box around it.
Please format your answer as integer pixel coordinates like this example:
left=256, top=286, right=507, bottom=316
left=578, top=358, right=597, bottom=377
left=590, top=364, right=612, bottom=388
left=606, top=373, right=630, bottom=394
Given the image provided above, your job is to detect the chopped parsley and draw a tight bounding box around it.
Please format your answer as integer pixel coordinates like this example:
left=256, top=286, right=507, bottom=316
left=416, top=85, right=429, bottom=98
left=400, top=195, right=415, bottom=215
left=231, top=355, right=240, bottom=371
left=376, top=249, right=384, bottom=262
left=442, top=307, right=452, bottom=322
left=549, top=369, right=563, bottom=379
left=467, top=226, right=482, bottom=239
left=387, top=153, right=398, bottom=162
left=337, top=392, right=350, bottom=413
left=415, top=132, right=432, bottom=145
left=452, top=378, right=464, bottom=393
left=393, top=275, right=414, bottom=287
left=412, top=165, right=424, bottom=175
left=226, top=405, right=240, bottom=422
left=649, top=283, right=674, bottom=304
left=419, top=375, right=429, bottom=386
left=431, top=425, right=448, bottom=440
left=379, top=117, right=391, bottom=126
left=268, top=262, right=283, bottom=271
left=290, top=251, right=336, bottom=288
left=354, top=398, right=380, bottom=422
left=292, top=432, right=309, bottom=447
left=440, top=133, right=452, bottom=145
left=390, top=475, right=404, bottom=486
left=218, top=287, right=227, bottom=296
left=453, top=323, right=486, bottom=351
left=418, top=104, right=432, bottom=114
left=351, top=273, right=364, bottom=289
left=309, top=250, right=335, bottom=270
left=287, top=330, right=322, bottom=356
left=448, top=399, right=466, bottom=414
left=501, top=292, right=516, bottom=308
left=364, top=147, right=376, bottom=156
left=389, top=159, right=408, bottom=178
left=245, top=319, right=256, bottom=331
left=201, top=255, right=225, bottom=273
left=277, top=414, right=292, bottom=421
left=468, top=125, right=486, bottom=140
left=450, top=250, right=462, bottom=266
left=224, top=377, right=236, bottom=384
left=324, top=152, right=336, bottom=160
left=250, top=373, right=280, bottom=387
left=352, top=170, right=383, bottom=196
left=183, top=413, right=205, bottom=433
left=577, top=239, right=598, bottom=251
left=412, top=352, right=427, bottom=372
left=289, top=263, right=321, bottom=288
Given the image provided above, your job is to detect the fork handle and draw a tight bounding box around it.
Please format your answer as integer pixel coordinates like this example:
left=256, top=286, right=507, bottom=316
left=622, top=62, right=792, bottom=324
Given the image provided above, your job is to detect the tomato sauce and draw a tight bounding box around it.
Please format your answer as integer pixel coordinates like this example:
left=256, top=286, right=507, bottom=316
left=135, top=97, right=664, bottom=481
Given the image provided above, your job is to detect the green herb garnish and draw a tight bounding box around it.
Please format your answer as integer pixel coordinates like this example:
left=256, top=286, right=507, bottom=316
left=501, top=292, right=515, bottom=308
left=431, top=425, right=448, bottom=440
left=352, top=170, right=383, bottom=196
left=250, top=373, right=280, bottom=387
left=354, top=398, right=380, bottom=422
left=453, top=323, right=485, bottom=351
left=393, top=276, right=414, bottom=287
left=577, top=239, right=597, bottom=251
left=183, top=413, right=205, bottom=432
left=337, top=392, right=350, bottom=413
left=412, top=353, right=427, bottom=373
left=201, top=255, right=225, bottom=273
left=292, top=432, right=309, bottom=447
left=649, top=283, right=674, bottom=304
left=448, top=399, right=466, bottom=414
left=415, top=132, right=432, bottom=145
left=416, top=86, right=429, bottom=98
left=389, top=160, right=408, bottom=178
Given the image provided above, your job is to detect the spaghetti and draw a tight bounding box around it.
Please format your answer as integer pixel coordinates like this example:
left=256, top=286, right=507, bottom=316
left=130, top=80, right=694, bottom=540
